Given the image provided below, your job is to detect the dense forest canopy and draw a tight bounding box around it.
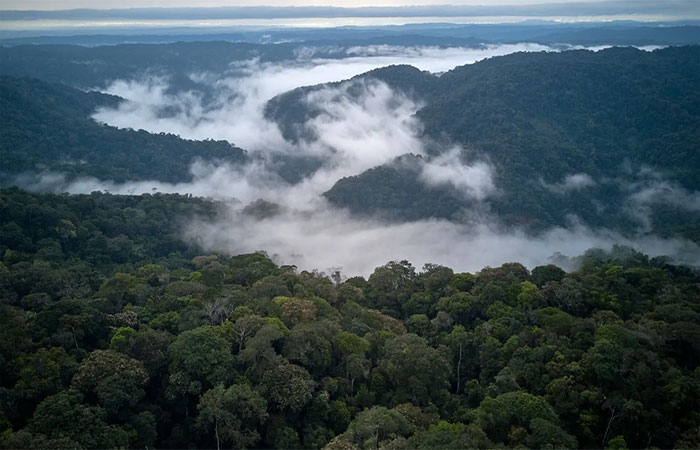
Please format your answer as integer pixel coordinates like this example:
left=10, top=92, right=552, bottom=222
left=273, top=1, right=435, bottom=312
left=0, top=77, right=248, bottom=183
left=0, top=189, right=699, bottom=449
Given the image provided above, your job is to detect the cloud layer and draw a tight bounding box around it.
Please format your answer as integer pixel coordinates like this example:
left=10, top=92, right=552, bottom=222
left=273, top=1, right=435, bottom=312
left=185, top=207, right=700, bottom=277
left=28, top=43, right=700, bottom=274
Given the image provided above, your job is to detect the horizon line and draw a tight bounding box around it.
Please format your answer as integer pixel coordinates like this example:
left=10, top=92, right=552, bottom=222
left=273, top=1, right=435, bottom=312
left=2, top=2, right=699, bottom=20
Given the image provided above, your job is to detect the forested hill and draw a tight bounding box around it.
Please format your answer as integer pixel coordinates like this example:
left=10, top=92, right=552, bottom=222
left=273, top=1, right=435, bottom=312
left=0, top=76, right=248, bottom=183
left=265, top=65, right=438, bottom=143
left=419, top=46, right=700, bottom=191
left=0, top=42, right=301, bottom=89
left=1, top=23, right=698, bottom=47
left=317, top=46, right=700, bottom=240
left=1, top=189, right=699, bottom=449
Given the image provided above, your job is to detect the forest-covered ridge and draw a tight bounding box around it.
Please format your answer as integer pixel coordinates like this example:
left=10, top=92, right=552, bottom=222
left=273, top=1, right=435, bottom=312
left=0, top=42, right=302, bottom=89
left=0, top=189, right=699, bottom=449
left=315, top=46, right=700, bottom=239
left=1, top=21, right=698, bottom=47
left=2, top=46, right=698, bottom=241
left=0, top=76, right=248, bottom=184
left=269, top=46, right=700, bottom=190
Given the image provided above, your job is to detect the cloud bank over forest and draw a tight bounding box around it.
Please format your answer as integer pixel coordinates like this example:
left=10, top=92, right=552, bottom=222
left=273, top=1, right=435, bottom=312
left=31, top=43, right=699, bottom=275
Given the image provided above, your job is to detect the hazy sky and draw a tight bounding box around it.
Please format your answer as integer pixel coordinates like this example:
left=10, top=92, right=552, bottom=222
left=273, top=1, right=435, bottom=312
left=3, top=0, right=698, bottom=11
left=0, top=1, right=614, bottom=9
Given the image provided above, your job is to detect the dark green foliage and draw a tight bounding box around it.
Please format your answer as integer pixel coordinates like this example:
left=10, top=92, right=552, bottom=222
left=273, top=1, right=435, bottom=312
left=197, top=383, right=268, bottom=449
left=320, top=46, right=700, bottom=241
left=325, top=155, right=469, bottom=222
left=72, top=349, right=149, bottom=411
left=0, top=76, right=247, bottom=183
left=260, top=363, right=314, bottom=412
left=1, top=190, right=699, bottom=449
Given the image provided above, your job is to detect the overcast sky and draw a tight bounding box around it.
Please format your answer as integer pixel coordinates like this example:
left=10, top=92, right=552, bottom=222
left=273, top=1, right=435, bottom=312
left=2, top=0, right=698, bottom=13
left=1, top=1, right=604, bottom=8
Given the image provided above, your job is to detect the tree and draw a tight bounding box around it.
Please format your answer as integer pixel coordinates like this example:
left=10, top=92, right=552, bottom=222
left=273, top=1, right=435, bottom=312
left=377, top=333, right=451, bottom=406
left=531, top=264, right=567, bottom=287
left=449, top=272, right=476, bottom=292
left=71, top=349, right=148, bottom=411
left=332, top=331, right=371, bottom=391
left=405, top=314, right=432, bottom=338
left=260, top=363, right=313, bottom=412
left=367, top=260, right=417, bottom=317
left=97, top=273, right=142, bottom=311
left=229, top=253, right=280, bottom=286
left=417, top=263, right=454, bottom=300
left=282, top=323, right=334, bottom=374
left=239, top=323, right=284, bottom=378
left=517, top=281, right=542, bottom=308
left=35, top=298, right=104, bottom=350
left=478, top=391, right=576, bottom=447
left=120, top=328, right=171, bottom=376
left=249, top=276, right=291, bottom=299
left=408, top=421, right=492, bottom=449
left=27, top=389, right=129, bottom=448
left=606, top=435, right=628, bottom=450
left=197, top=383, right=268, bottom=450
left=537, top=307, right=575, bottom=335
left=347, top=406, right=410, bottom=450
left=337, top=283, right=365, bottom=305
left=203, top=298, right=235, bottom=326
left=232, top=314, right=264, bottom=352
left=168, top=325, right=234, bottom=397
left=446, top=325, right=470, bottom=394
left=13, top=347, right=76, bottom=399
left=279, top=298, right=317, bottom=327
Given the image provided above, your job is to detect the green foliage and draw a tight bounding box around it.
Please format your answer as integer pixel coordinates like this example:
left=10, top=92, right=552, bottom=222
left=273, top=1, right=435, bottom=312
left=27, top=389, right=129, bottom=448
left=532, top=265, right=567, bottom=287
left=0, top=77, right=247, bottom=184
left=197, top=383, right=268, bottom=449
left=72, top=349, right=148, bottom=411
left=260, top=363, right=313, bottom=412
left=322, top=47, right=700, bottom=242
left=168, top=326, right=234, bottom=396
left=347, top=406, right=411, bottom=449
left=606, top=435, right=628, bottom=450
left=408, top=421, right=492, bottom=449
left=478, top=391, right=576, bottom=447
left=378, top=333, right=451, bottom=406
left=0, top=190, right=698, bottom=449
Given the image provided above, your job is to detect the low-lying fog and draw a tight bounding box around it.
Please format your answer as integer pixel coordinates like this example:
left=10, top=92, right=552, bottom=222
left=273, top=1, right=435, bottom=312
left=34, top=43, right=700, bottom=275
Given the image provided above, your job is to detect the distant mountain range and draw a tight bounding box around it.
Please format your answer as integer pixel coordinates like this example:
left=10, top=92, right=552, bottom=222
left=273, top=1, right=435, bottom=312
left=1, top=21, right=698, bottom=47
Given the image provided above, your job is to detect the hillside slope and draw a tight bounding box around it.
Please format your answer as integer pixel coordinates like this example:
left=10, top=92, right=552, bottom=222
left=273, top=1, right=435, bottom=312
left=0, top=77, right=247, bottom=183
left=318, top=46, right=700, bottom=239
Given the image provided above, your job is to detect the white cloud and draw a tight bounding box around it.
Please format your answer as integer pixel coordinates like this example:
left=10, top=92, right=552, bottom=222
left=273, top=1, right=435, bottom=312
left=91, top=43, right=573, bottom=150
left=419, top=147, right=495, bottom=200
left=542, top=172, right=597, bottom=193
left=27, top=43, right=697, bottom=275
left=621, top=168, right=700, bottom=232
left=185, top=205, right=700, bottom=276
